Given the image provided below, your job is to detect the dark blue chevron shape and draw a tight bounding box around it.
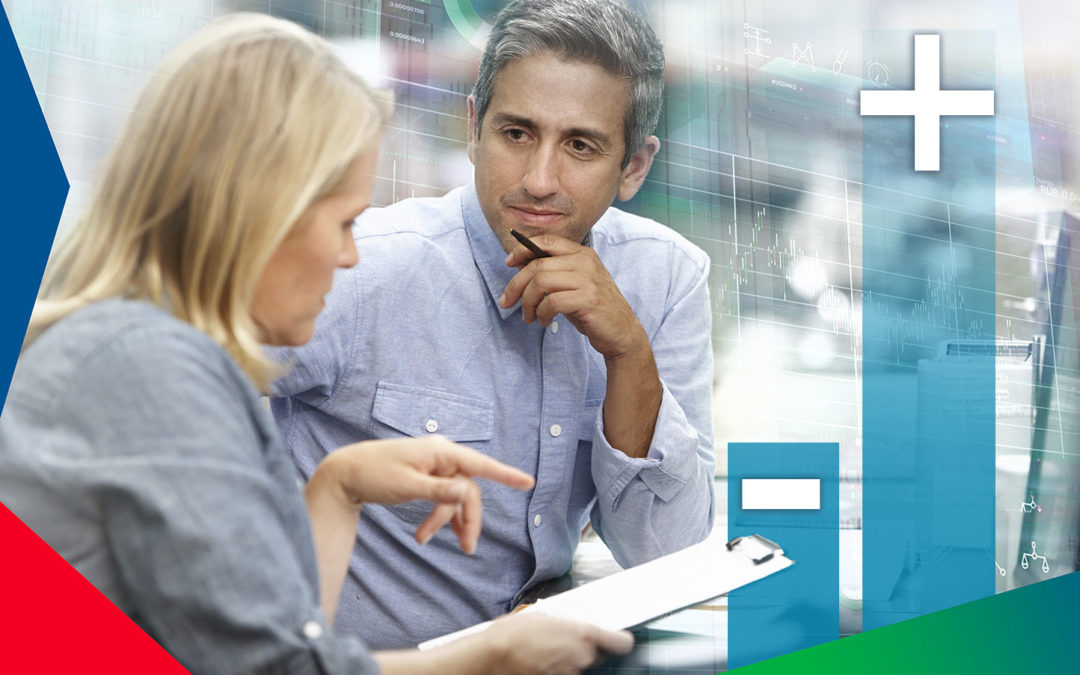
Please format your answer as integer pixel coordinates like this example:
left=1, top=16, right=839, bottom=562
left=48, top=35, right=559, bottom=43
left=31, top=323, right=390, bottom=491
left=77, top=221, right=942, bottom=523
left=0, top=6, right=69, bottom=410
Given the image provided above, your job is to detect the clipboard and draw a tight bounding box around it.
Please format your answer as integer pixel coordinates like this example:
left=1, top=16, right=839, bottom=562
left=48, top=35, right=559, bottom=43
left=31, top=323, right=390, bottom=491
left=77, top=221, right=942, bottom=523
left=418, top=530, right=793, bottom=650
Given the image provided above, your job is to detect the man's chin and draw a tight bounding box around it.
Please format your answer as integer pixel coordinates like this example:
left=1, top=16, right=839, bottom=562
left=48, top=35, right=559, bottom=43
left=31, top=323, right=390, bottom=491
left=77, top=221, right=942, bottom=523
left=501, top=221, right=583, bottom=244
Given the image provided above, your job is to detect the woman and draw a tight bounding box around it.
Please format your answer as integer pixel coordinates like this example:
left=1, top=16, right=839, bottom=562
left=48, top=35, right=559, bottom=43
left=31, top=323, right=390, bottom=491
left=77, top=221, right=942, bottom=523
left=0, top=13, right=631, bottom=674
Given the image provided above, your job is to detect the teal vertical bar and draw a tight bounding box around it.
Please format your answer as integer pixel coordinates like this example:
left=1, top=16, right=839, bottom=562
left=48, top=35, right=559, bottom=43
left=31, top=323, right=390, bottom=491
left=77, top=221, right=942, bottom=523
left=728, top=443, right=839, bottom=668
left=862, top=30, right=996, bottom=630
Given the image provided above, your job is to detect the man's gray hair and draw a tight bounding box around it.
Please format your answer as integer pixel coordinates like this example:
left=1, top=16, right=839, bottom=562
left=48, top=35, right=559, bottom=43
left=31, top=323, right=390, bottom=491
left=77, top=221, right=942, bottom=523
left=472, top=0, right=664, bottom=168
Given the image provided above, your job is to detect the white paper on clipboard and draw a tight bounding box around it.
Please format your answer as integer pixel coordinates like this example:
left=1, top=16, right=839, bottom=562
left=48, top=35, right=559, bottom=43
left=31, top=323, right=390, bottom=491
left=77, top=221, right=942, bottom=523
left=418, top=530, right=793, bottom=650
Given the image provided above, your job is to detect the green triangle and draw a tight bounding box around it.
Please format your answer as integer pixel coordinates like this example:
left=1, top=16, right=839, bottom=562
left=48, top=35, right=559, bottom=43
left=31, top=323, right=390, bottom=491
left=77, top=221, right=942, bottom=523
left=732, top=572, right=1080, bottom=673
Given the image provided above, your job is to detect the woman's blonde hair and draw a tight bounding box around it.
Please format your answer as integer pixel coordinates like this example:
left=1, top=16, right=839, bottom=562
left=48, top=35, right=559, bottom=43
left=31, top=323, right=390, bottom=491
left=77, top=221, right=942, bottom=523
left=27, top=13, right=390, bottom=390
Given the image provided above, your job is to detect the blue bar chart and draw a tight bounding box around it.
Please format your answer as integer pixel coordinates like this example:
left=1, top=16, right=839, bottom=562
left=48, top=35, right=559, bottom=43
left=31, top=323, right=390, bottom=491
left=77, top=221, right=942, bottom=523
left=860, top=29, right=996, bottom=631
left=728, top=442, right=839, bottom=668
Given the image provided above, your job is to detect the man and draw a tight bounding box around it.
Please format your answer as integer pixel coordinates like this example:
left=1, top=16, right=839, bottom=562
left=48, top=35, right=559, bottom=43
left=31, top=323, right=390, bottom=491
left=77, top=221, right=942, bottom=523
left=271, top=0, right=715, bottom=649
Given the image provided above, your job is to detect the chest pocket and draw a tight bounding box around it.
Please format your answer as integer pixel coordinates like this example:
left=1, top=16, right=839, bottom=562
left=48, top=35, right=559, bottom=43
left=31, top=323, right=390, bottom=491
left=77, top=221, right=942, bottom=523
left=370, top=381, right=495, bottom=442
left=369, top=381, right=496, bottom=525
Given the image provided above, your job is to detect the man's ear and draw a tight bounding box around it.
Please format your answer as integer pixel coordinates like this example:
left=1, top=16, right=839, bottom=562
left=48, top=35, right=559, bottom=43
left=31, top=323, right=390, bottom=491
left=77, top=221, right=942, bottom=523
left=467, top=95, right=479, bottom=165
left=616, top=135, right=660, bottom=201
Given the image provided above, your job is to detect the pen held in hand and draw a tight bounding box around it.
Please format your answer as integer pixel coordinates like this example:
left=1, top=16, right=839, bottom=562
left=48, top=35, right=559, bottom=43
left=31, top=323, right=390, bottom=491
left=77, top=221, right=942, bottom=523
left=509, top=228, right=552, bottom=259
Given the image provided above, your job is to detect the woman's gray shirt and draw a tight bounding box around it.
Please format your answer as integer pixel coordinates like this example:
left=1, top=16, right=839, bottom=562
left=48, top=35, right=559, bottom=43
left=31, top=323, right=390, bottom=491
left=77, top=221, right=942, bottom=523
left=0, top=299, right=378, bottom=674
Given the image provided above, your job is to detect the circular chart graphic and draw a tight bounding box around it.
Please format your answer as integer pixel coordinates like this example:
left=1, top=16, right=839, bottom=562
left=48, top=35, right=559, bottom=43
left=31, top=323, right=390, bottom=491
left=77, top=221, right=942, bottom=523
left=443, top=0, right=493, bottom=49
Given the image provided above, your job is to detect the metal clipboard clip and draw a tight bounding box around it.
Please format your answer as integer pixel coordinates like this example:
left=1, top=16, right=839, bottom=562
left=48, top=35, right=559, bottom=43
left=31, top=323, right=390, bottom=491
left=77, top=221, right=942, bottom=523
left=726, top=534, right=783, bottom=565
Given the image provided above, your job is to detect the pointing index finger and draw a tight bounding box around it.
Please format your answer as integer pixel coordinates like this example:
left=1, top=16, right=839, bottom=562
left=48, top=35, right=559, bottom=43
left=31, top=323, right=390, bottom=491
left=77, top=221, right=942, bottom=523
left=444, top=443, right=535, bottom=490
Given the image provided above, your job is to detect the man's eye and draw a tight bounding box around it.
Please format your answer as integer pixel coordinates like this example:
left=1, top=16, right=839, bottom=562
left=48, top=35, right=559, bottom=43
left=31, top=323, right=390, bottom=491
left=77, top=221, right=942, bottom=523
left=505, top=128, right=527, bottom=141
left=570, top=139, right=595, bottom=155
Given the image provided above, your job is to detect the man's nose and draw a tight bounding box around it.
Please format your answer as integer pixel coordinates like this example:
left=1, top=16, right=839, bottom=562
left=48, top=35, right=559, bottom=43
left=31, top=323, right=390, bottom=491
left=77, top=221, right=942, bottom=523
left=521, top=143, right=560, bottom=199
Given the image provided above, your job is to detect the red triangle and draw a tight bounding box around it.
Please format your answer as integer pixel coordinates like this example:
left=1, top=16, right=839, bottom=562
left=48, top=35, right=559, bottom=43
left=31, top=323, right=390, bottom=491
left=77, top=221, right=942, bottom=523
left=0, top=502, right=189, bottom=673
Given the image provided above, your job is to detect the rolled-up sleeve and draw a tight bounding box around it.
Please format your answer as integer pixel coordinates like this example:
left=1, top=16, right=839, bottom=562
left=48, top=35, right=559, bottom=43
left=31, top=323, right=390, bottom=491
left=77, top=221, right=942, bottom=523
left=63, top=323, right=379, bottom=675
left=101, top=459, right=378, bottom=675
left=588, top=249, right=716, bottom=568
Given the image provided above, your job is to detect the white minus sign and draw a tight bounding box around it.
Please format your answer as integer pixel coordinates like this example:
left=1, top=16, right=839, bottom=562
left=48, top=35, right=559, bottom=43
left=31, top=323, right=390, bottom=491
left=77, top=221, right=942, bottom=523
left=742, top=478, right=821, bottom=510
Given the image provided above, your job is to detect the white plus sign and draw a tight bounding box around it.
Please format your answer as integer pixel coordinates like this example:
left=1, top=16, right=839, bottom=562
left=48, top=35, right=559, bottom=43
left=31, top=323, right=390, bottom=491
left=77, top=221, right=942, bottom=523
left=860, top=34, right=994, bottom=171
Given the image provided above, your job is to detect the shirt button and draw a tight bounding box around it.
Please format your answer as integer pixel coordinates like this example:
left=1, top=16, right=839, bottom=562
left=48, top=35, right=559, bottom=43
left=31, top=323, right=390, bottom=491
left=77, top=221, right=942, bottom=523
left=425, top=419, right=439, bottom=433
left=302, top=620, right=324, bottom=640
left=550, top=320, right=559, bottom=334
left=533, top=514, right=542, bottom=527
left=549, top=424, right=562, bottom=437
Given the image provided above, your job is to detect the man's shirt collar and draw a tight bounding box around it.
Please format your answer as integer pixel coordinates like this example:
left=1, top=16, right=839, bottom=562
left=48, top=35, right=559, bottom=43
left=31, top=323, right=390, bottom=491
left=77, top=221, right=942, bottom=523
left=462, top=181, right=520, bottom=320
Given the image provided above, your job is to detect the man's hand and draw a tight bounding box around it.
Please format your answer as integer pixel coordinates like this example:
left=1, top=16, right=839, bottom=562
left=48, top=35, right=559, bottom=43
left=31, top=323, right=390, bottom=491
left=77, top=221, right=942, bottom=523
left=500, top=233, right=662, bottom=458
left=499, top=233, right=650, bottom=361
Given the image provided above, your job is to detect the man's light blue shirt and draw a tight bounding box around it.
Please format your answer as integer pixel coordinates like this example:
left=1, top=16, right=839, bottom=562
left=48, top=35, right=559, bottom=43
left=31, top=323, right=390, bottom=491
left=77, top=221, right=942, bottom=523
left=271, top=182, right=715, bottom=649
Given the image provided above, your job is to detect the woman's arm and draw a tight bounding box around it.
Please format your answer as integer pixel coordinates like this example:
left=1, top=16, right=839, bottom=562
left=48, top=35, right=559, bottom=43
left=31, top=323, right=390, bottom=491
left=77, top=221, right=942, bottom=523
left=304, top=435, right=534, bottom=623
left=303, top=464, right=364, bottom=627
left=305, top=460, right=634, bottom=675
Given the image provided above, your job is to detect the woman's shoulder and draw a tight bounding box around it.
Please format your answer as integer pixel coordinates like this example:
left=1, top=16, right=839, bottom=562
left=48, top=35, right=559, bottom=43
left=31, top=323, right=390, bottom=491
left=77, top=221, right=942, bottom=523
left=31, top=298, right=223, bottom=359
left=11, top=299, right=259, bottom=429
